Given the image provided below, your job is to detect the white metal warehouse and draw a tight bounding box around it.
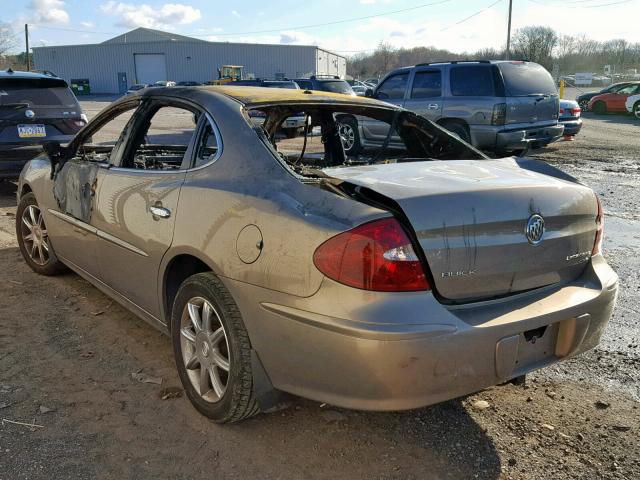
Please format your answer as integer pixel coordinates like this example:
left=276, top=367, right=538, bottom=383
left=32, top=28, right=347, bottom=94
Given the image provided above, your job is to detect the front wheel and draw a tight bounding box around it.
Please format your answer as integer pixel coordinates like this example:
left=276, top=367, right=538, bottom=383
left=171, top=272, right=259, bottom=423
left=16, top=192, right=66, bottom=276
left=337, top=117, right=362, bottom=156
left=578, top=99, right=589, bottom=111
left=633, top=102, right=640, bottom=120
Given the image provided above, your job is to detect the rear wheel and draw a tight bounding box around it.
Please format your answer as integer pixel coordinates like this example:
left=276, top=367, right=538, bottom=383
left=593, top=101, right=607, bottom=115
left=171, top=272, right=259, bottom=423
left=633, top=102, right=640, bottom=120
left=578, top=99, right=589, bottom=110
left=442, top=121, right=471, bottom=144
left=16, top=193, right=66, bottom=276
left=337, top=117, right=362, bottom=156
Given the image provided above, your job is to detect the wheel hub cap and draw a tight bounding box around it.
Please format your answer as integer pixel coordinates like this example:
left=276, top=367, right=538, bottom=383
left=180, top=297, right=231, bottom=403
left=20, top=204, right=50, bottom=266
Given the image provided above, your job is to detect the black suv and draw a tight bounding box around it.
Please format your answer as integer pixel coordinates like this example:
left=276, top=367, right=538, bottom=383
left=292, top=75, right=355, bottom=95
left=0, top=69, right=86, bottom=179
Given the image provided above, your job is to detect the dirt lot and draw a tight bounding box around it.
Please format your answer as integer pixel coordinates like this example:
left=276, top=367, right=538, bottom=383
left=0, top=95, right=638, bottom=479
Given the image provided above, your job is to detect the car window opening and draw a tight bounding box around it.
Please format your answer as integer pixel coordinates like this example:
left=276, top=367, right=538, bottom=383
left=247, top=104, right=486, bottom=179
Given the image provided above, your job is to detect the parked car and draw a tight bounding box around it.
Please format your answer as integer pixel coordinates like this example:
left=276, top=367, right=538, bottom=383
left=176, top=81, right=202, bottom=86
left=0, top=69, right=86, bottom=179
left=364, top=77, right=379, bottom=86
left=125, top=83, right=148, bottom=95
left=151, top=81, right=176, bottom=87
left=588, top=83, right=640, bottom=114
left=17, top=86, right=617, bottom=423
left=292, top=75, right=355, bottom=96
left=575, top=82, right=637, bottom=110
left=558, top=99, right=582, bottom=136
left=229, top=79, right=299, bottom=89
left=229, top=80, right=304, bottom=136
left=347, top=60, right=563, bottom=155
left=352, top=85, right=367, bottom=96
left=625, top=93, right=640, bottom=119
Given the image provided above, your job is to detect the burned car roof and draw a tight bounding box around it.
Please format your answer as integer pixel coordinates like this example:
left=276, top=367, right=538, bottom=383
left=137, top=85, right=393, bottom=109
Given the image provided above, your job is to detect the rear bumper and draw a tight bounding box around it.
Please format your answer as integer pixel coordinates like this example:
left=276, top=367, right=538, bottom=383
left=226, top=255, right=618, bottom=411
left=0, top=146, right=46, bottom=179
left=281, top=117, right=306, bottom=129
left=470, top=124, right=565, bottom=150
left=496, top=124, right=565, bottom=149
left=559, top=118, right=583, bottom=136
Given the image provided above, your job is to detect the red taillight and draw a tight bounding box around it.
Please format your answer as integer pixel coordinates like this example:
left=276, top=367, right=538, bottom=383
left=571, top=107, right=581, bottom=115
left=313, top=218, right=430, bottom=292
left=559, top=108, right=565, bottom=114
left=592, top=194, right=604, bottom=255
left=491, top=103, right=506, bottom=126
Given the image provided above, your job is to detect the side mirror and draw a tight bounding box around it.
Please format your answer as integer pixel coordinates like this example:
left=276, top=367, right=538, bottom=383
left=43, top=140, right=62, bottom=158
left=365, top=88, right=374, bottom=98
left=43, top=140, right=65, bottom=178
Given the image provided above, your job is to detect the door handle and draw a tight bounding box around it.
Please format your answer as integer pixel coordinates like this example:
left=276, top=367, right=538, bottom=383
left=428, top=103, right=439, bottom=110
left=149, top=205, right=171, bottom=219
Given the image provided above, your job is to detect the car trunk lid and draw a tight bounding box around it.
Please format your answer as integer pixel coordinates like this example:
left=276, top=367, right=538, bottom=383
left=323, top=159, right=597, bottom=302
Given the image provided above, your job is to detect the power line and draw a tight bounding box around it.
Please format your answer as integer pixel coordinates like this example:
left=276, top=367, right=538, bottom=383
left=440, top=0, right=504, bottom=31
left=527, top=0, right=634, bottom=6
left=32, top=0, right=453, bottom=38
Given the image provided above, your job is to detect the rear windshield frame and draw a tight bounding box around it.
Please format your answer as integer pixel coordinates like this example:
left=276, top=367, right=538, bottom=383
left=496, top=62, right=558, bottom=97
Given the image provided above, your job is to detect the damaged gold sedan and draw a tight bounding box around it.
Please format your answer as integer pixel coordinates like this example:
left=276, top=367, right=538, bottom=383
left=16, top=86, right=617, bottom=423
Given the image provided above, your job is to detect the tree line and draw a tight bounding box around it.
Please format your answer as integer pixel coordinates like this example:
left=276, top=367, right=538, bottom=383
left=348, top=26, right=640, bottom=80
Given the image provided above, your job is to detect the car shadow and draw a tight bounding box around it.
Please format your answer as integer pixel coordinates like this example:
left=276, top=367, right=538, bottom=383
left=1, top=249, right=503, bottom=479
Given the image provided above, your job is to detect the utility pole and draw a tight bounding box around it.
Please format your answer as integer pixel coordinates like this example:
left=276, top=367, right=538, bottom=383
left=25, top=24, right=31, bottom=71
left=505, top=0, right=513, bottom=60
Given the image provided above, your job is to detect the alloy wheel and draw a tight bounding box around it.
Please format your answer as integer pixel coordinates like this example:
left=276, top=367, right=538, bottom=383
left=180, top=297, right=230, bottom=403
left=634, top=104, right=640, bottom=120
left=338, top=123, right=355, bottom=151
left=20, top=205, right=50, bottom=266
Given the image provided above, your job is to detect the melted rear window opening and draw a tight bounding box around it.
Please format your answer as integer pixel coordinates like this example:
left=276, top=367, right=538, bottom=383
left=246, top=104, right=487, bottom=178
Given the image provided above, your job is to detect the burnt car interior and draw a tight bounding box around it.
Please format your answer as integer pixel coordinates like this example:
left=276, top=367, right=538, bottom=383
left=248, top=104, right=486, bottom=178
left=61, top=100, right=209, bottom=173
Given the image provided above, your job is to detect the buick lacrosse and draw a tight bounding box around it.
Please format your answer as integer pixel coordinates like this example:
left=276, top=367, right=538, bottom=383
left=16, top=86, right=618, bottom=422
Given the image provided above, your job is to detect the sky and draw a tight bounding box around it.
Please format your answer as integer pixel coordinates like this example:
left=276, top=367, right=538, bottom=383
left=3, top=0, right=640, bottom=55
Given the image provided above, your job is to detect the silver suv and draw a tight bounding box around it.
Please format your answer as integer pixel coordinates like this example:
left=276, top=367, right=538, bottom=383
left=343, top=60, right=563, bottom=155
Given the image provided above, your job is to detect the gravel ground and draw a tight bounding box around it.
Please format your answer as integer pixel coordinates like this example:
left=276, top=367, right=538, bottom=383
left=0, top=96, right=638, bottom=479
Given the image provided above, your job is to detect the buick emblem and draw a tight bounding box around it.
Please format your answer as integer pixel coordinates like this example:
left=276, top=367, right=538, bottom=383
left=525, top=214, right=545, bottom=245
left=25, top=109, right=35, bottom=118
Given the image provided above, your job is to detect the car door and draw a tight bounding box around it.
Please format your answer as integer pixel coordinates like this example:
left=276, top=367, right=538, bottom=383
left=403, top=68, right=443, bottom=121
left=611, top=85, right=640, bottom=111
left=46, top=100, right=141, bottom=277
left=361, top=72, right=409, bottom=142
left=90, top=98, right=200, bottom=319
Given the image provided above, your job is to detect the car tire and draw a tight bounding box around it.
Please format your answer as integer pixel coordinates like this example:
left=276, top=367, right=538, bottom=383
left=283, top=128, right=299, bottom=139
left=578, top=99, right=589, bottom=110
left=16, top=192, right=66, bottom=276
left=593, top=101, right=607, bottom=115
left=634, top=102, right=640, bottom=120
left=442, top=122, right=471, bottom=144
left=171, top=272, right=259, bottom=423
left=337, top=117, right=362, bottom=156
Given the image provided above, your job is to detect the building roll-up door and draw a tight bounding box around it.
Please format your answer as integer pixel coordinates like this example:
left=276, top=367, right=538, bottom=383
left=134, top=54, right=167, bottom=84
